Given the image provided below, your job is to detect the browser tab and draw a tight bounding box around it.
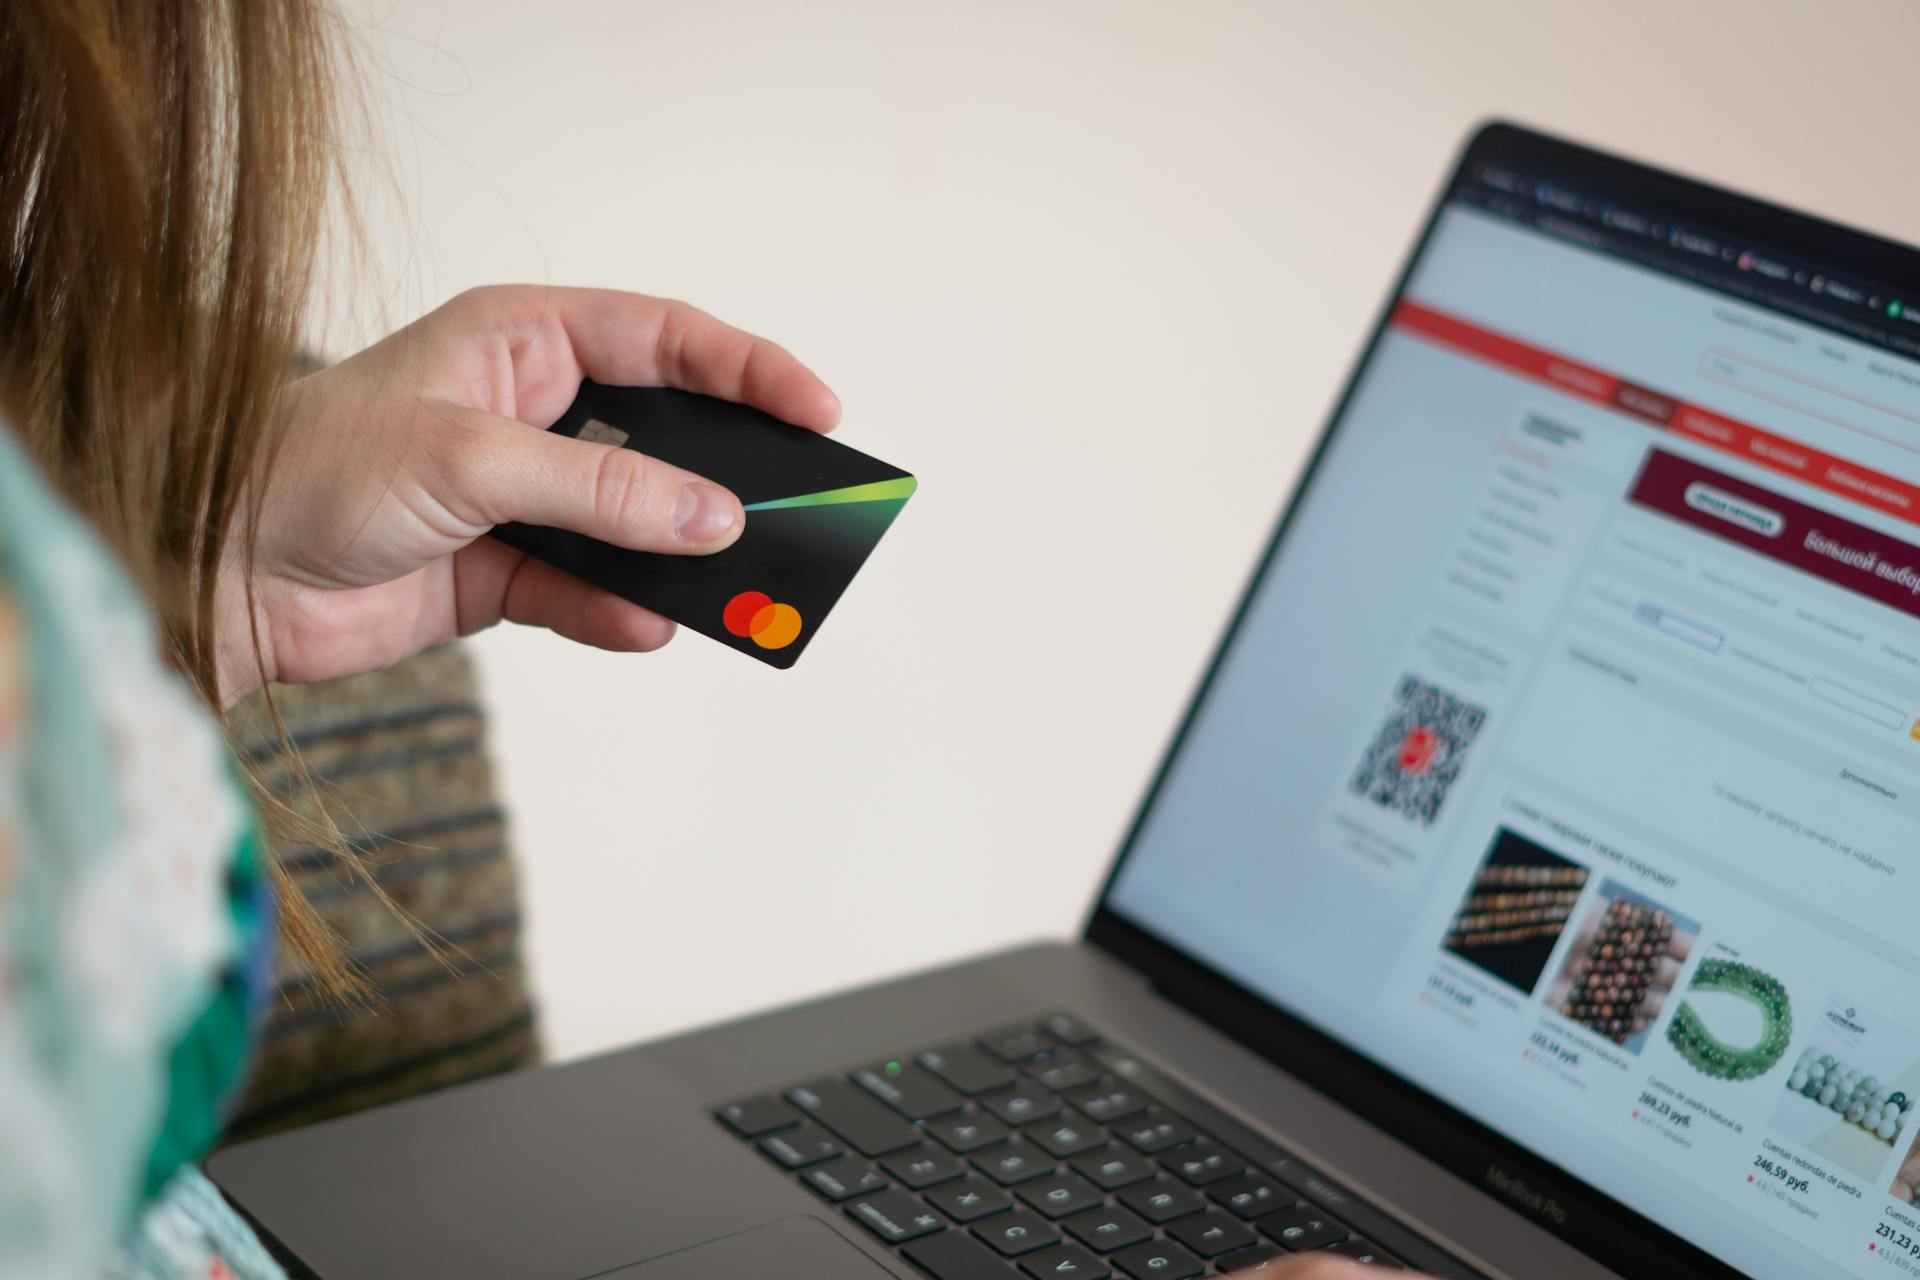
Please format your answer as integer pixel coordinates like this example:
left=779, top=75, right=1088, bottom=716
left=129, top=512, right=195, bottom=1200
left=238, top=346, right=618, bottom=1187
left=1450, top=164, right=1920, bottom=361
left=1668, top=228, right=1721, bottom=259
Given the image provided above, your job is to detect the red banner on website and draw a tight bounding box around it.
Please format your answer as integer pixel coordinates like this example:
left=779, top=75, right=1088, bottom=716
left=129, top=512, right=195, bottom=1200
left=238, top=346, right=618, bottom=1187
left=1628, top=450, right=1920, bottom=622
left=1393, top=300, right=1920, bottom=528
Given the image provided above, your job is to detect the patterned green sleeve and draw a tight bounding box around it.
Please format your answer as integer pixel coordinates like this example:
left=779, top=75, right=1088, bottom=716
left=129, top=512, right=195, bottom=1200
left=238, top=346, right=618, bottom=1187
left=0, top=424, right=283, bottom=1280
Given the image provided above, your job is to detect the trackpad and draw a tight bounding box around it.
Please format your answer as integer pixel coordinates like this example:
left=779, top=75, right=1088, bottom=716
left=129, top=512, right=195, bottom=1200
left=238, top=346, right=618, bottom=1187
left=581, top=1217, right=895, bottom=1279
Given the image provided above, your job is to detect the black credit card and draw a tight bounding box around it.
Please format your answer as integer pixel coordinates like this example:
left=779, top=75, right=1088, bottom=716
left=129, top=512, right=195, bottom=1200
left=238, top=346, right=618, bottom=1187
left=491, top=382, right=916, bottom=669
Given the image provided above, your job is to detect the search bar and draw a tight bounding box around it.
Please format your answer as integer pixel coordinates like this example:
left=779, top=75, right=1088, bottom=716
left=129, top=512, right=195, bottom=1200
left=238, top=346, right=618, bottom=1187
left=1700, top=350, right=1920, bottom=458
left=1633, top=601, right=1724, bottom=653
left=1809, top=677, right=1907, bottom=730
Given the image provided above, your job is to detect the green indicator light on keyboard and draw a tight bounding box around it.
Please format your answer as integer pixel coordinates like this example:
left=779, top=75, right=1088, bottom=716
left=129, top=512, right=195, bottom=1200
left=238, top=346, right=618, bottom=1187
left=885, top=1061, right=904, bottom=1077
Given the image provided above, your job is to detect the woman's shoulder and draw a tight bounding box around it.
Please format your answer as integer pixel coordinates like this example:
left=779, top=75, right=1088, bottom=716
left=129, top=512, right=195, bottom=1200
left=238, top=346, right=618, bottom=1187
left=0, top=568, right=22, bottom=887
left=0, top=422, right=277, bottom=1279
left=0, top=422, right=243, bottom=900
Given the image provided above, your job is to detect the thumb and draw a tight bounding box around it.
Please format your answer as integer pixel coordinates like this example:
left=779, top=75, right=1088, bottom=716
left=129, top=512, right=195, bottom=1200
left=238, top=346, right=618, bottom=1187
left=427, top=402, right=745, bottom=553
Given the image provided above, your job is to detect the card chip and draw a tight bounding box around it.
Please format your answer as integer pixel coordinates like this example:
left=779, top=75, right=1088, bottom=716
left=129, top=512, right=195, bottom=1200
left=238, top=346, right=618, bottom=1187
left=578, top=418, right=630, bottom=448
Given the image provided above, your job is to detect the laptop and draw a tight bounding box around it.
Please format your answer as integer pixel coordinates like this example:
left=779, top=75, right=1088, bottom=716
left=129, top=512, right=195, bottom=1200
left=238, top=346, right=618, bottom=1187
left=211, top=121, right=1920, bottom=1280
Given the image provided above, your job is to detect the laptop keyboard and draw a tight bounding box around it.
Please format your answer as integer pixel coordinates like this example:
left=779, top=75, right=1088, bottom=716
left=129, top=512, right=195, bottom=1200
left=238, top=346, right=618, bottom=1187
left=713, top=1013, right=1412, bottom=1278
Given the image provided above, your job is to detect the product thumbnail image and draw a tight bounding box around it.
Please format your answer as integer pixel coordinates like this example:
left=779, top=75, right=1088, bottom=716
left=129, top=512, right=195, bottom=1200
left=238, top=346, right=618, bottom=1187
left=1666, top=958, right=1792, bottom=1081
left=1544, top=882, right=1698, bottom=1052
left=1890, top=1125, right=1920, bottom=1206
left=1441, top=827, right=1590, bottom=995
left=1770, top=996, right=1920, bottom=1184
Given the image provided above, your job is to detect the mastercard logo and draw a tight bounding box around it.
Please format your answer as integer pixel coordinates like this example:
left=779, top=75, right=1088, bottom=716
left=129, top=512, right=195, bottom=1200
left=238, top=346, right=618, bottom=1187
left=722, top=591, right=804, bottom=651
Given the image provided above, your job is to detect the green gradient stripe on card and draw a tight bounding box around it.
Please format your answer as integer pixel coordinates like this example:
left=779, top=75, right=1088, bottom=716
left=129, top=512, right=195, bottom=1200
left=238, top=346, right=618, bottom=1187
left=744, top=476, right=917, bottom=512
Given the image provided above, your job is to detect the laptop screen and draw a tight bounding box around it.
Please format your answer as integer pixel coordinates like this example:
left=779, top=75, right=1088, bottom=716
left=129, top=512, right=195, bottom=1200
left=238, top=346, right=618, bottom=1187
left=1105, top=131, right=1920, bottom=1280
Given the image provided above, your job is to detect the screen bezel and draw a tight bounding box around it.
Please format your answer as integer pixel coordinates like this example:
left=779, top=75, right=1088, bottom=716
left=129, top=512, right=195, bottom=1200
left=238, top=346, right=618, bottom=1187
left=1084, top=119, right=1920, bottom=1280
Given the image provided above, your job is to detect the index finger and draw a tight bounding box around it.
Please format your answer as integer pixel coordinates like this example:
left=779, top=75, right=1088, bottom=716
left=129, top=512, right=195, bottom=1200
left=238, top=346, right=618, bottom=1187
left=473, top=285, right=842, bottom=434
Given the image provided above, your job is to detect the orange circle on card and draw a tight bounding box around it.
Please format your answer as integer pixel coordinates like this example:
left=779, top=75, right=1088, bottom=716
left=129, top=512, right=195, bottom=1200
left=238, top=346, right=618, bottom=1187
left=748, top=602, right=803, bottom=650
left=722, top=590, right=803, bottom=650
left=723, top=591, right=773, bottom=637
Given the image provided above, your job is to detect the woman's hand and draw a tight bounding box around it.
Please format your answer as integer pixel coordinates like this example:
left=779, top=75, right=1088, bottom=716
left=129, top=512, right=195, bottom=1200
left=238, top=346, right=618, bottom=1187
left=215, top=286, right=840, bottom=704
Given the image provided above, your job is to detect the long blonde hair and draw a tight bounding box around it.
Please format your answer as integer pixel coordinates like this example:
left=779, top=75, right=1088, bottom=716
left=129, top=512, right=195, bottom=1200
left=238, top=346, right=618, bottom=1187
left=0, top=0, right=357, bottom=990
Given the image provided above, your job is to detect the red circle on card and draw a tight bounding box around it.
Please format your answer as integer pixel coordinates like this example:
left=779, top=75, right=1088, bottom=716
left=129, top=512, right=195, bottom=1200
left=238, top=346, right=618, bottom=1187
left=724, top=591, right=773, bottom=637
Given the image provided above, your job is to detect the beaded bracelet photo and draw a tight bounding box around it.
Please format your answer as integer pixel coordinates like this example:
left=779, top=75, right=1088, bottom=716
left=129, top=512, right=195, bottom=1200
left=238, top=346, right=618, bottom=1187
left=1441, top=837, right=1591, bottom=995
left=1665, top=959, right=1793, bottom=1081
left=1787, top=1049, right=1910, bottom=1143
left=1555, top=895, right=1679, bottom=1046
left=1890, top=1132, right=1920, bottom=1206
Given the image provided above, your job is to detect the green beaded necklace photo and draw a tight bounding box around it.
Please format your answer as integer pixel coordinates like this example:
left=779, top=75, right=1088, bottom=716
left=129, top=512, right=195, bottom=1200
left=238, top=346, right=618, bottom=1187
left=1665, top=959, right=1794, bottom=1081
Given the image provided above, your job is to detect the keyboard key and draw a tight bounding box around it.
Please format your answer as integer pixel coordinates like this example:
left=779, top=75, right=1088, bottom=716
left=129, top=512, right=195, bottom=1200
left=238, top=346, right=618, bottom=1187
left=846, top=1189, right=946, bottom=1243
left=1262, top=1205, right=1350, bottom=1251
left=1069, top=1146, right=1158, bottom=1190
left=785, top=1078, right=920, bottom=1156
left=972, top=1137, right=1053, bottom=1185
left=1158, top=1138, right=1243, bottom=1186
left=853, top=1061, right=966, bottom=1120
left=1110, top=1239, right=1204, bottom=1279
left=926, top=1175, right=1016, bottom=1223
left=1323, top=1238, right=1404, bottom=1268
left=1068, top=1084, right=1149, bottom=1124
left=757, top=1122, right=841, bottom=1168
left=1027, top=1048, right=1101, bottom=1092
left=974, top=1208, right=1063, bottom=1256
left=882, top=1144, right=967, bottom=1189
left=1040, top=1013, right=1101, bottom=1046
left=1021, top=1243, right=1111, bottom=1279
left=1213, top=1243, right=1287, bottom=1273
left=928, top=1110, right=1013, bottom=1153
left=1030, top=1061, right=1100, bottom=1093
left=1063, top=1204, right=1153, bottom=1252
left=1263, top=1158, right=1317, bottom=1199
left=1118, top=1176, right=1206, bottom=1224
left=714, top=1095, right=800, bottom=1137
left=920, top=1042, right=1021, bottom=1094
left=981, top=1026, right=1056, bottom=1062
left=1166, top=1209, right=1257, bottom=1258
left=905, top=1229, right=1017, bottom=1280
left=798, top=1155, right=887, bottom=1202
left=1015, top=1171, right=1104, bottom=1219
left=1209, top=1174, right=1297, bottom=1220
left=1028, top=1117, right=1107, bottom=1159
left=1118, top=1113, right=1196, bottom=1154
left=983, top=1079, right=1062, bottom=1126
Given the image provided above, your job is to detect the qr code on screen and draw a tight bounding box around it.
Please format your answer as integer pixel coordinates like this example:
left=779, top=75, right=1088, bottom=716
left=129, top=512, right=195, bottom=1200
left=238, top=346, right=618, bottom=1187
left=1348, top=674, right=1488, bottom=827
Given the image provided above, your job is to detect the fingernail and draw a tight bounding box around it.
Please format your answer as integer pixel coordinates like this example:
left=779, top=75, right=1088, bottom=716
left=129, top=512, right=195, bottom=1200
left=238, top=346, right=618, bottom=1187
left=675, top=482, right=738, bottom=542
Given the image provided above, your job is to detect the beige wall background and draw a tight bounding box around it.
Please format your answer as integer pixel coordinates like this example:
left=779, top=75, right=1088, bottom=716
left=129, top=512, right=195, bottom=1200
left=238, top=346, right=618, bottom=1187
left=332, top=0, right=1920, bottom=1062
